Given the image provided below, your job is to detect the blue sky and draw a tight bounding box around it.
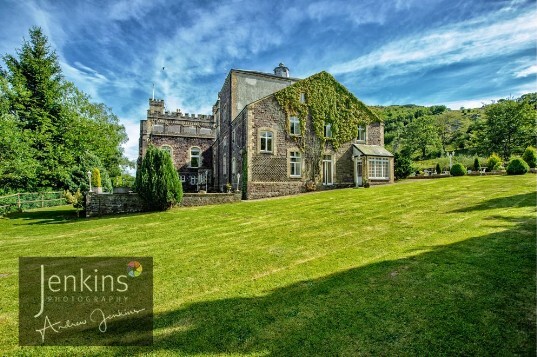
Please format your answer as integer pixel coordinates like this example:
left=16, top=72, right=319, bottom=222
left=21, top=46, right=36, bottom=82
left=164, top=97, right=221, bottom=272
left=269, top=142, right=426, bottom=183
left=1, top=0, right=535, bottom=163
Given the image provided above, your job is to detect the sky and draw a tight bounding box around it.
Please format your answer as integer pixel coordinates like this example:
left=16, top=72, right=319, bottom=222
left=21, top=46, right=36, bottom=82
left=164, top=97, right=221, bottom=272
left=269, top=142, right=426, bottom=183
left=0, top=0, right=535, bottom=164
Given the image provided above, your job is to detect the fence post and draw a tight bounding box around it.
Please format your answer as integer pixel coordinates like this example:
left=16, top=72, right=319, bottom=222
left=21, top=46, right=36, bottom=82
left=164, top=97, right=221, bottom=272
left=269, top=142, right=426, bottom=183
left=17, top=193, right=21, bottom=210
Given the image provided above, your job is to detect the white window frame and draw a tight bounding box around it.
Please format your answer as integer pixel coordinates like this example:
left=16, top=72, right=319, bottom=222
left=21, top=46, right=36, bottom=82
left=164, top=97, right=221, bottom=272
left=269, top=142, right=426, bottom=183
left=260, top=130, right=273, bottom=153
left=190, top=176, right=197, bottom=185
left=368, top=157, right=390, bottom=180
left=180, top=175, right=186, bottom=182
left=324, top=122, right=332, bottom=138
left=300, top=92, right=306, bottom=103
left=289, top=116, right=301, bottom=136
left=289, top=151, right=302, bottom=178
left=190, top=147, right=201, bottom=168
left=357, top=125, right=366, bottom=142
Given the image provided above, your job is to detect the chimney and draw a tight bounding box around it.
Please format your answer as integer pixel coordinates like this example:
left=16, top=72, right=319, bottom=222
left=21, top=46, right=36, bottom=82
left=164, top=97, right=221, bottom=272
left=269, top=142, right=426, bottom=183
left=273, top=63, right=289, bottom=78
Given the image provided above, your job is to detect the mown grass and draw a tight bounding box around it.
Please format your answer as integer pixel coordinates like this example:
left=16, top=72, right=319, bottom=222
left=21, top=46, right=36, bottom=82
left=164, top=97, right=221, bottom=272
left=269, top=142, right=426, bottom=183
left=0, top=175, right=535, bottom=356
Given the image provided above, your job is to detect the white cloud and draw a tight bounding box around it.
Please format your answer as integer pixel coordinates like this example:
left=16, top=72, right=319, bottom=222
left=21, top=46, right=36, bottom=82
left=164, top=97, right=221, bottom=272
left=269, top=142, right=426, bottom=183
left=515, top=64, right=537, bottom=78
left=330, top=10, right=537, bottom=78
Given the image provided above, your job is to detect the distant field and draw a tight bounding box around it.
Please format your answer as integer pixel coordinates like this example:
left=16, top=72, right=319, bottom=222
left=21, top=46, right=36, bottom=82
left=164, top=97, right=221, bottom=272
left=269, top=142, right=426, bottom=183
left=0, top=175, right=535, bottom=356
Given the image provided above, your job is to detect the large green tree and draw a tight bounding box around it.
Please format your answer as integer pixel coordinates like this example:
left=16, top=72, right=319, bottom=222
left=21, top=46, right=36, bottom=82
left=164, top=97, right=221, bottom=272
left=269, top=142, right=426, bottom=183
left=0, top=27, right=129, bottom=192
left=402, top=115, right=441, bottom=159
left=483, top=97, right=536, bottom=160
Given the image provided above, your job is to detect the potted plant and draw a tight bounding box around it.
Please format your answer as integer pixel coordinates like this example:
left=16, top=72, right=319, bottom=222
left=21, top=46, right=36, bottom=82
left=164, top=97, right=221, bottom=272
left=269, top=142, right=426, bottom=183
left=112, top=176, right=130, bottom=194
left=363, top=179, right=370, bottom=188
left=92, top=168, right=102, bottom=194
left=225, top=182, right=232, bottom=193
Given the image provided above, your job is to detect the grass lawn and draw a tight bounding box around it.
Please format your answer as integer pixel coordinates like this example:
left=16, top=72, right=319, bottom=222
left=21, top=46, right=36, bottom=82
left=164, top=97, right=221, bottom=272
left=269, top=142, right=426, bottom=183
left=0, top=175, right=535, bottom=356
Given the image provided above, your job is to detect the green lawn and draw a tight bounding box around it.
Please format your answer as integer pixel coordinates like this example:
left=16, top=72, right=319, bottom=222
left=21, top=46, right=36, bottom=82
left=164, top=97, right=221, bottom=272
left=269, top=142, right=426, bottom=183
left=0, top=175, right=535, bottom=356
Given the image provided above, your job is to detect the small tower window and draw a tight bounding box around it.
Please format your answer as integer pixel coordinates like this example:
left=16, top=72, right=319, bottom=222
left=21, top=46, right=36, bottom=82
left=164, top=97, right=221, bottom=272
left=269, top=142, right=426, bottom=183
left=190, top=147, right=201, bottom=168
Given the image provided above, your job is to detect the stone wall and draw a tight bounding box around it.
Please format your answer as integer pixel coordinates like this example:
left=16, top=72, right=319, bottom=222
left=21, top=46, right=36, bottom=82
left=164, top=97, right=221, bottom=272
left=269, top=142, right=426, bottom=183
left=367, top=122, right=384, bottom=146
left=85, top=193, right=145, bottom=218
left=181, top=193, right=242, bottom=206
left=247, top=182, right=305, bottom=199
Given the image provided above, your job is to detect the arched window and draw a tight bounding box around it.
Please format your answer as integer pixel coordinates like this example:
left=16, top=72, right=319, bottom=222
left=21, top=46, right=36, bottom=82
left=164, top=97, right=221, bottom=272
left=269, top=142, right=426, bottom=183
left=190, top=147, right=201, bottom=168
left=161, top=145, right=172, bottom=157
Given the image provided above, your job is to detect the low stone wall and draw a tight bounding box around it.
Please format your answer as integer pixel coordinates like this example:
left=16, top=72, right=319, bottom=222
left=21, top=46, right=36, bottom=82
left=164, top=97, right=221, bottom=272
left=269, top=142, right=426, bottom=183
left=181, top=193, right=241, bottom=206
left=85, top=193, right=145, bottom=218
left=246, top=181, right=305, bottom=199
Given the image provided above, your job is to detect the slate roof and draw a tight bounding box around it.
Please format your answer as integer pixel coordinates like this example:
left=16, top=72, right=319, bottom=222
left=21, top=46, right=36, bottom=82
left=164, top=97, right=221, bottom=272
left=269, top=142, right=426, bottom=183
left=353, top=144, right=394, bottom=157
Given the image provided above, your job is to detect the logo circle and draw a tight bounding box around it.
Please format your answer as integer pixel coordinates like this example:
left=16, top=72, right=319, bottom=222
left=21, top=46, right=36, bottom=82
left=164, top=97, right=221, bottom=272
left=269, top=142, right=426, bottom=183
left=127, top=261, right=143, bottom=277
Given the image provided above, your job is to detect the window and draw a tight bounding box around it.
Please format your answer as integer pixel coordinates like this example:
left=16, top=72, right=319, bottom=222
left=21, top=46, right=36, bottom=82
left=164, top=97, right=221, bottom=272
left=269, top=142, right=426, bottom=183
left=322, top=155, right=333, bottom=185
left=180, top=175, right=186, bottom=182
left=368, top=157, right=390, bottom=179
left=161, top=145, right=172, bottom=157
left=289, top=116, right=300, bottom=136
left=357, top=125, right=366, bottom=142
left=190, top=147, right=201, bottom=168
left=231, top=157, right=237, bottom=176
left=289, top=151, right=302, bottom=177
left=324, top=122, right=332, bottom=138
left=223, top=154, right=227, bottom=177
left=300, top=92, right=306, bottom=103
left=190, top=176, right=198, bottom=185
left=260, top=131, right=273, bottom=153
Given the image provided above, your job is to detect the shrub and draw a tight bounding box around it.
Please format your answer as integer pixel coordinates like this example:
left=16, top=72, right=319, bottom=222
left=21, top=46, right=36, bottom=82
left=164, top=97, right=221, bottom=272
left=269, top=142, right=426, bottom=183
left=394, top=151, right=414, bottom=180
left=493, top=162, right=505, bottom=171
left=473, top=157, right=480, bottom=171
left=65, top=189, right=84, bottom=217
left=91, top=168, right=101, bottom=187
left=135, top=146, right=183, bottom=211
left=435, top=163, right=441, bottom=175
left=486, top=154, right=502, bottom=171
left=522, top=146, right=537, bottom=168
left=450, top=163, right=466, bottom=176
left=506, top=158, right=529, bottom=175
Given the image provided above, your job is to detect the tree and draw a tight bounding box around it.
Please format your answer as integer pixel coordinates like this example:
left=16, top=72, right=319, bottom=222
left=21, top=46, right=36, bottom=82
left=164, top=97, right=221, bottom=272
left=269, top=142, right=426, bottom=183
left=435, top=110, right=468, bottom=154
left=393, top=151, right=414, bottom=180
left=522, top=147, right=537, bottom=168
left=135, top=146, right=183, bottom=211
left=402, top=115, right=441, bottom=159
left=483, top=98, right=536, bottom=160
left=1, top=27, right=130, bottom=192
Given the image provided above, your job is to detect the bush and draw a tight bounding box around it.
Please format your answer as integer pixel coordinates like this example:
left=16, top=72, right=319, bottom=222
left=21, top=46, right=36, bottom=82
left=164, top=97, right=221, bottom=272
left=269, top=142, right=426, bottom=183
left=522, top=146, right=537, bottom=168
left=486, top=154, right=502, bottom=171
left=91, top=167, right=101, bottom=187
left=506, top=158, right=529, bottom=175
left=450, top=163, right=466, bottom=176
left=435, top=163, right=441, bottom=174
left=394, top=151, right=414, bottom=180
left=135, top=146, right=183, bottom=211
left=493, top=162, right=505, bottom=171
left=473, top=157, right=480, bottom=171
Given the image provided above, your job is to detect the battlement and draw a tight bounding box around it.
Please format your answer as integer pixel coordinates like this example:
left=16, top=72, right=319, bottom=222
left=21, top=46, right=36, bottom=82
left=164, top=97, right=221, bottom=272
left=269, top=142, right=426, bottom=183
left=147, top=98, right=214, bottom=121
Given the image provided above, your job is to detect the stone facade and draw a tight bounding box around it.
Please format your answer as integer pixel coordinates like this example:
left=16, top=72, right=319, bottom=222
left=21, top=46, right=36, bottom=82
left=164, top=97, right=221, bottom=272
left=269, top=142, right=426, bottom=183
left=139, top=99, right=216, bottom=192
left=138, top=64, right=393, bottom=200
left=181, top=193, right=241, bottom=206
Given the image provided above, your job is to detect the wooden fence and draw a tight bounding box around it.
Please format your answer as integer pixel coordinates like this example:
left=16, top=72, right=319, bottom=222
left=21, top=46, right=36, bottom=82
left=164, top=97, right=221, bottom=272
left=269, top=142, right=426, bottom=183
left=0, top=191, right=65, bottom=215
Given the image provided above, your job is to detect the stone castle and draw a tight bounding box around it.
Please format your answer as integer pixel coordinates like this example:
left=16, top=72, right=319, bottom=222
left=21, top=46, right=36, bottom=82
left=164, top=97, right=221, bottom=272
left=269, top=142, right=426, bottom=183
left=139, top=64, right=394, bottom=199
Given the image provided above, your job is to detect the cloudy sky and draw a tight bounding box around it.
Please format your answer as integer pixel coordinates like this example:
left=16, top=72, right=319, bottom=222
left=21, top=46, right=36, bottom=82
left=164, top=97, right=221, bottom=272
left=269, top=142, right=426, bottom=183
left=1, top=0, right=535, bottom=163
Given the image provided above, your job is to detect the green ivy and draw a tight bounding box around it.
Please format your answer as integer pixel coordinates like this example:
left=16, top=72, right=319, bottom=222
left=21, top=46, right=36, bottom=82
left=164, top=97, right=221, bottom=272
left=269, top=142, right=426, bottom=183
left=274, top=71, right=380, bottom=150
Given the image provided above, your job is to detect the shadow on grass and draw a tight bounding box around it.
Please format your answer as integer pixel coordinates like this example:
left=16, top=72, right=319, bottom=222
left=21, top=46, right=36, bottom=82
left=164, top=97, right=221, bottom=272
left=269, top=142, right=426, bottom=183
left=110, top=215, right=536, bottom=356
left=4, top=208, right=156, bottom=225
left=451, top=192, right=536, bottom=213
